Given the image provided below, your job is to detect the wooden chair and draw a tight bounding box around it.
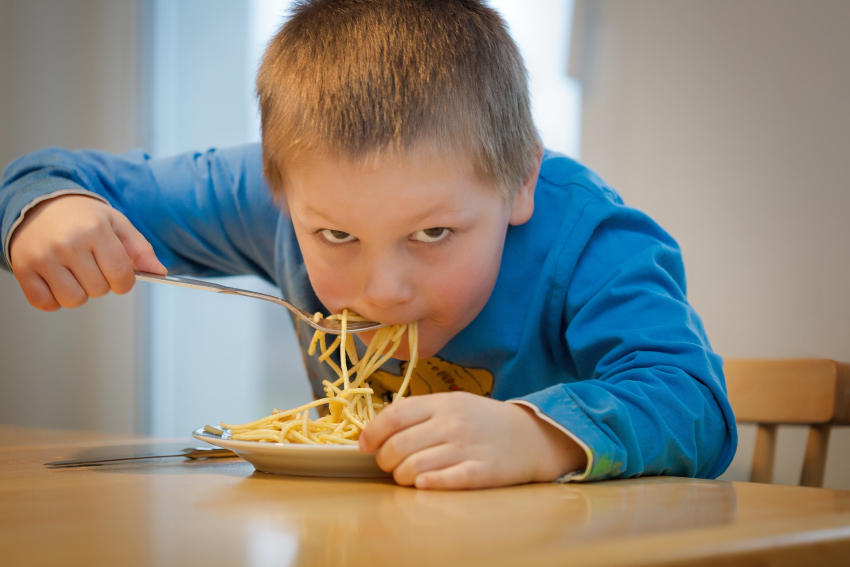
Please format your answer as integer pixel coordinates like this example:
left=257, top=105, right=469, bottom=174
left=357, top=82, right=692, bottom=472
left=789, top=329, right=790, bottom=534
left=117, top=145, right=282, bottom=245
left=724, top=358, right=850, bottom=487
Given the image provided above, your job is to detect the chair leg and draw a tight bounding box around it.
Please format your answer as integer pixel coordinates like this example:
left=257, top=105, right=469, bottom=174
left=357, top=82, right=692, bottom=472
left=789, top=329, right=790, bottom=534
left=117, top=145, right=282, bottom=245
left=750, top=424, right=777, bottom=483
left=800, top=424, right=832, bottom=488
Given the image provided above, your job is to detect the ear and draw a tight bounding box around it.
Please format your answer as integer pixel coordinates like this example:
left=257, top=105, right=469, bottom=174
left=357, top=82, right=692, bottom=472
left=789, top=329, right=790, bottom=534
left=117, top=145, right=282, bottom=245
left=508, top=145, right=543, bottom=226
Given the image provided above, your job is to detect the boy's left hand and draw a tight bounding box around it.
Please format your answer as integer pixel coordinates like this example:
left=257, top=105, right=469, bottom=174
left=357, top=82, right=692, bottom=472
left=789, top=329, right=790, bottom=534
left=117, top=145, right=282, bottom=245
left=359, top=392, right=587, bottom=490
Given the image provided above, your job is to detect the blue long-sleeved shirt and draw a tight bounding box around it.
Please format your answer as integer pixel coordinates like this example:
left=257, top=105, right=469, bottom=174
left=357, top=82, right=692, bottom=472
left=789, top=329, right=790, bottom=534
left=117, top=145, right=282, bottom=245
left=0, top=145, right=737, bottom=481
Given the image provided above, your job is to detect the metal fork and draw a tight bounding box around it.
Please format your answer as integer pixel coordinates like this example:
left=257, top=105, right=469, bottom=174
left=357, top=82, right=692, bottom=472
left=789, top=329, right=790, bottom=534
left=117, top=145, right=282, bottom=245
left=133, top=271, right=384, bottom=334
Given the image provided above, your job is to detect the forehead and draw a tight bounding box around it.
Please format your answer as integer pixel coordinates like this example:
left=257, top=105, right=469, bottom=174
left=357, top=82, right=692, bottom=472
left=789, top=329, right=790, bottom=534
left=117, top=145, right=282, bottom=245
left=279, top=149, right=507, bottom=233
left=284, top=149, right=500, bottom=204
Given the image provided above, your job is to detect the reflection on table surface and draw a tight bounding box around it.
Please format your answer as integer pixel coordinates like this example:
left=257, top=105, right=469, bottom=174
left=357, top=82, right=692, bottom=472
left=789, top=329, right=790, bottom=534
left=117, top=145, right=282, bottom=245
left=2, top=427, right=850, bottom=567
left=204, top=474, right=737, bottom=565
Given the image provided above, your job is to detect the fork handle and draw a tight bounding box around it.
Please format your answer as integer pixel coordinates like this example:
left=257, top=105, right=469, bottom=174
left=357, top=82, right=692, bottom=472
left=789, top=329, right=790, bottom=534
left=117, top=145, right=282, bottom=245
left=134, top=270, right=289, bottom=309
left=134, top=271, right=234, bottom=293
left=134, top=270, right=384, bottom=335
left=135, top=269, right=305, bottom=315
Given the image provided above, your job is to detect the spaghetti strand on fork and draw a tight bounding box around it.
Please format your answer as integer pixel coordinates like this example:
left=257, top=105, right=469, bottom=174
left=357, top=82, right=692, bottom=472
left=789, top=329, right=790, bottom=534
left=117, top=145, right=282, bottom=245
left=222, top=309, right=418, bottom=444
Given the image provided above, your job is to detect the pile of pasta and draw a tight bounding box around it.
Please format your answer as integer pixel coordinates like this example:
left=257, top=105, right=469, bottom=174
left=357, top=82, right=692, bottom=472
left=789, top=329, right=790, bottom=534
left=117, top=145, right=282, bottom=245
left=221, top=310, right=418, bottom=445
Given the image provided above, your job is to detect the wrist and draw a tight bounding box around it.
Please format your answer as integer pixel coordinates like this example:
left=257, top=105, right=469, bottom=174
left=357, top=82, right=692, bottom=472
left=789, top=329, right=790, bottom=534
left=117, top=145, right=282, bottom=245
left=510, top=402, right=588, bottom=482
left=8, top=193, right=108, bottom=267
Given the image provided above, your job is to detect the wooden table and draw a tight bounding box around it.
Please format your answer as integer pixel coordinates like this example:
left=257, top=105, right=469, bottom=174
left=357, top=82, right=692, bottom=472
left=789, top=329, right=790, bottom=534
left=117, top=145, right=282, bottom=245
left=1, top=426, right=849, bottom=566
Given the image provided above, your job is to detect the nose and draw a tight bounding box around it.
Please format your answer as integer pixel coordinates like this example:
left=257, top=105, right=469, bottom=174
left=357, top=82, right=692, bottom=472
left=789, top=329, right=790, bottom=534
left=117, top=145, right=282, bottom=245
left=361, top=255, right=414, bottom=310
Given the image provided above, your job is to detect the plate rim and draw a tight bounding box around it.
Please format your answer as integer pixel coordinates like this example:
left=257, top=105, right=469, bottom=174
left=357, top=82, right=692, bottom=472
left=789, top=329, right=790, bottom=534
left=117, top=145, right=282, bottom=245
left=192, top=427, right=364, bottom=452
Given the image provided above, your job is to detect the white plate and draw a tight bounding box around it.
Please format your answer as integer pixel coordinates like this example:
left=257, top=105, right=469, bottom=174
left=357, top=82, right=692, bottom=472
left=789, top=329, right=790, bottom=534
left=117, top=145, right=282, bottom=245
left=192, top=428, right=391, bottom=478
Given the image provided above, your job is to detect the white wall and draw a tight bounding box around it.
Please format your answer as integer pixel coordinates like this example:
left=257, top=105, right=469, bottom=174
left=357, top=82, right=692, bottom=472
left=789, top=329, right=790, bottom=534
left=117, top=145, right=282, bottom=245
left=0, top=0, right=317, bottom=438
left=489, top=0, right=582, bottom=158
left=573, top=0, right=850, bottom=488
left=0, top=0, right=145, bottom=434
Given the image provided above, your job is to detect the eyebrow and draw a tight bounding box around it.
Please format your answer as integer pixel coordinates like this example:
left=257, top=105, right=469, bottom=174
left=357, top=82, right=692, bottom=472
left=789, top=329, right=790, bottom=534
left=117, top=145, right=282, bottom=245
left=299, top=204, right=340, bottom=225
left=299, top=200, right=471, bottom=227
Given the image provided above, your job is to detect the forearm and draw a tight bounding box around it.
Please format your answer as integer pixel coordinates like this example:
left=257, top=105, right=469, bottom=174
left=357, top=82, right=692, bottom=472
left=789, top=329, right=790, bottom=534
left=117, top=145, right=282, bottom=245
left=518, top=362, right=736, bottom=482
left=1, top=149, right=109, bottom=270
left=1, top=145, right=279, bottom=279
left=547, top=204, right=738, bottom=481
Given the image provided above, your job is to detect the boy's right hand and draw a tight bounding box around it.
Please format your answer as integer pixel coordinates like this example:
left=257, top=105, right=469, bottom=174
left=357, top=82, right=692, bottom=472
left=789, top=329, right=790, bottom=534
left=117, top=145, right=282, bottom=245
left=8, top=195, right=166, bottom=311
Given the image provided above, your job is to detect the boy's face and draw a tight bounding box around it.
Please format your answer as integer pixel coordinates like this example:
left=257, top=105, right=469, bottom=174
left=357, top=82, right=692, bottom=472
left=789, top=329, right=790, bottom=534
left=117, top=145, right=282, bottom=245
left=282, top=150, right=537, bottom=359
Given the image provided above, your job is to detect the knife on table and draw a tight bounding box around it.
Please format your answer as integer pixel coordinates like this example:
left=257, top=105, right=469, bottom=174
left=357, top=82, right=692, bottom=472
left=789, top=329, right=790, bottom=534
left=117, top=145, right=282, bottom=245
left=45, top=445, right=234, bottom=468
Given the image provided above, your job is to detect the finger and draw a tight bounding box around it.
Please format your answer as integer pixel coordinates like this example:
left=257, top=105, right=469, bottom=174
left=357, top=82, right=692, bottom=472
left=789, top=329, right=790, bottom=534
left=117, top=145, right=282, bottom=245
left=92, top=231, right=137, bottom=294
left=374, top=419, right=447, bottom=472
left=414, top=460, right=495, bottom=491
left=392, top=443, right=464, bottom=487
left=69, top=253, right=112, bottom=299
left=15, top=269, right=61, bottom=311
left=41, top=264, right=88, bottom=309
left=109, top=212, right=166, bottom=275
left=359, top=397, right=433, bottom=454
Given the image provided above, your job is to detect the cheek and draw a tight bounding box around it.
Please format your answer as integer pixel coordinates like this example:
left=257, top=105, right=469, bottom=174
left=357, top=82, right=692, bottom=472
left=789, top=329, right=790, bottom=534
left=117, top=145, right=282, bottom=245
left=422, top=264, right=488, bottom=312
left=309, top=266, right=349, bottom=310
left=297, top=239, right=361, bottom=312
left=420, top=235, right=505, bottom=320
left=408, top=244, right=501, bottom=358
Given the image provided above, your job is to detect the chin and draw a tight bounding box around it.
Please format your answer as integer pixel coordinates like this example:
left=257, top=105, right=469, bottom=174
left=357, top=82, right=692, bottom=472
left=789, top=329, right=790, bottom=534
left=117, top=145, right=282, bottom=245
left=376, top=340, right=438, bottom=362
left=408, top=331, right=450, bottom=360
left=369, top=329, right=448, bottom=361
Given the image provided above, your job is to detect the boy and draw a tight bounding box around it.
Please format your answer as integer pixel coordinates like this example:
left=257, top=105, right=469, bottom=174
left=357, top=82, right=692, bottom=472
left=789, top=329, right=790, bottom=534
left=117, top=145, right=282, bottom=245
left=0, top=0, right=736, bottom=489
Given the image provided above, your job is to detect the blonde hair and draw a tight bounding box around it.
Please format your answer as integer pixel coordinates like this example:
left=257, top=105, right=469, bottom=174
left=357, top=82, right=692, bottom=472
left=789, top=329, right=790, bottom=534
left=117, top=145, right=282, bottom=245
left=257, top=0, right=540, bottom=199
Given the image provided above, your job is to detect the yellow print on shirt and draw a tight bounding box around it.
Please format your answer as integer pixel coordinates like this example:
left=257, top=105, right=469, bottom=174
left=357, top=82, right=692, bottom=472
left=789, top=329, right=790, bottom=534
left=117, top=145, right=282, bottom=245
left=370, top=356, right=494, bottom=399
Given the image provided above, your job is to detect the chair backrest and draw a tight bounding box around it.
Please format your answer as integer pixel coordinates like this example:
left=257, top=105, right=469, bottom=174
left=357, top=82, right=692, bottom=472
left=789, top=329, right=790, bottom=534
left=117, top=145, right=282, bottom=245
left=724, top=358, right=850, bottom=487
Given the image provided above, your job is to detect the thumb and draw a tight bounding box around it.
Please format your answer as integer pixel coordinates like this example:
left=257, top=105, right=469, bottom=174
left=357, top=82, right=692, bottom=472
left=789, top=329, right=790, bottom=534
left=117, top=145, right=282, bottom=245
left=109, top=211, right=167, bottom=275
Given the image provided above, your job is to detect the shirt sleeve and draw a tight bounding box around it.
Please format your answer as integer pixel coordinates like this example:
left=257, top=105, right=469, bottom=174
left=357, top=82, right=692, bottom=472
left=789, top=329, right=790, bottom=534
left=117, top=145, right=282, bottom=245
left=516, top=198, right=738, bottom=482
left=0, top=144, right=280, bottom=281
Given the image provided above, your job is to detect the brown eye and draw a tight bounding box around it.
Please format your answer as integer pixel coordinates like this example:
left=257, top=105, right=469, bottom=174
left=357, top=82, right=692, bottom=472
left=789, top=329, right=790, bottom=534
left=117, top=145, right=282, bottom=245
left=320, top=229, right=357, bottom=243
left=411, top=227, right=451, bottom=243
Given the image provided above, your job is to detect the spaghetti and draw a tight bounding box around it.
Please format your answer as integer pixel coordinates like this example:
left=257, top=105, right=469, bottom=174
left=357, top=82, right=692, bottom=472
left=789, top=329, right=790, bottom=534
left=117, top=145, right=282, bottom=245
left=221, top=310, right=418, bottom=444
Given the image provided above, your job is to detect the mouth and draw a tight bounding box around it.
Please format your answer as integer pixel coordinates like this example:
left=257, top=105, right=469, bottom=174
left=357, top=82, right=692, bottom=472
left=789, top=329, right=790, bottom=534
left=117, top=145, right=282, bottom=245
left=331, top=308, right=456, bottom=361
left=343, top=305, right=422, bottom=328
